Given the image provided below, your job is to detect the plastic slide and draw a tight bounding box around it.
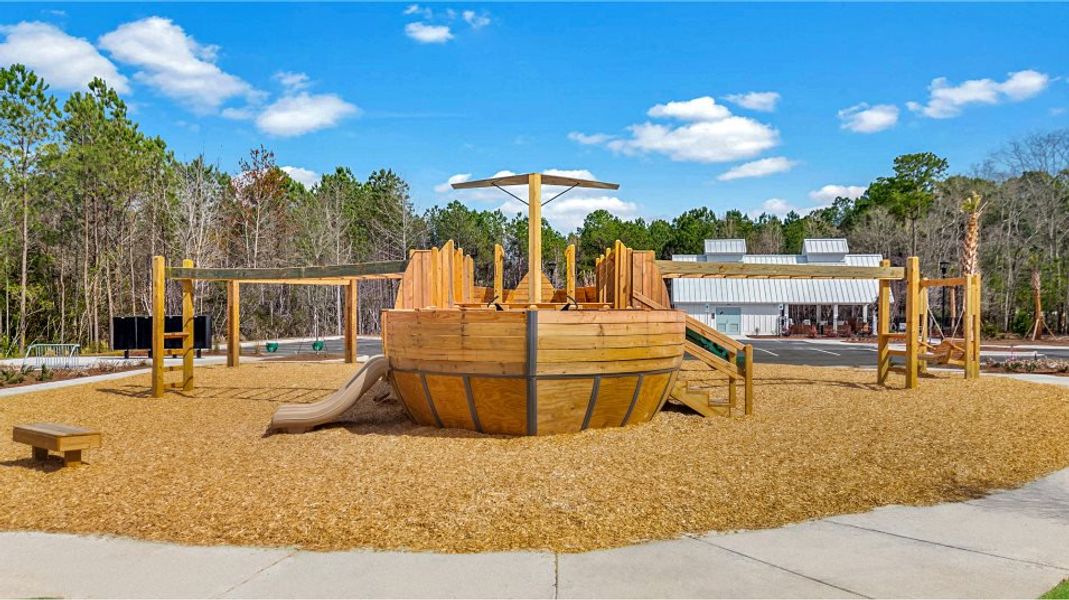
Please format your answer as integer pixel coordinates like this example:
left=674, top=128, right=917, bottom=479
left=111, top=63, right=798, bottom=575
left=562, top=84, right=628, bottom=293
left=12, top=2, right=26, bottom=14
left=269, top=354, right=390, bottom=433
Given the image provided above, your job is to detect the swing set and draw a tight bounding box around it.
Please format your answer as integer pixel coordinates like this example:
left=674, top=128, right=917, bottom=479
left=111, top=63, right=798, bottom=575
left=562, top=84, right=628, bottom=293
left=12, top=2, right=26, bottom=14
left=876, top=257, right=982, bottom=386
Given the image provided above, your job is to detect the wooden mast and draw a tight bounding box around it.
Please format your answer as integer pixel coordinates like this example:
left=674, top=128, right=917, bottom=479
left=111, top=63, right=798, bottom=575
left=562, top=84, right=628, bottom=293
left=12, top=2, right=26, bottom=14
left=528, top=173, right=542, bottom=303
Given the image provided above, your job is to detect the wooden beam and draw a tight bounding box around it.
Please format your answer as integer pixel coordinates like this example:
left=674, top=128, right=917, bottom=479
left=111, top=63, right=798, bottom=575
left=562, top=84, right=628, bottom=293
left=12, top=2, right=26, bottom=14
left=656, top=260, right=905, bottom=280
left=430, top=246, right=441, bottom=308
left=877, top=259, right=891, bottom=385
left=742, top=344, right=753, bottom=416
left=344, top=278, right=358, bottom=364
left=528, top=173, right=543, bottom=303
left=441, top=240, right=455, bottom=307
left=565, top=243, right=576, bottom=300
left=181, top=258, right=194, bottom=391
left=227, top=280, right=240, bottom=368
left=905, top=256, right=920, bottom=389
left=165, top=260, right=407, bottom=282
left=964, top=273, right=981, bottom=379
left=493, top=243, right=504, bottom=302
left=452, top=245, right=464, bottom=303
left=921, top=276, right=968, bottom=288
left=232, top=277, right=398, bottom=285
left=151, top=256, right=165, bottom=398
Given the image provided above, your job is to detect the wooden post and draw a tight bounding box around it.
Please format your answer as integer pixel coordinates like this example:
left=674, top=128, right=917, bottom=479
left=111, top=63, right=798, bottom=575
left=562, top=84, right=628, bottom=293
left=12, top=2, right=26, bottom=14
left=919, top=286, right=929, bottom=375
left=181, top=258, right=194, bottom=391
left=743, top=344, right=754, bottom=416
left=905, top=256, right=920, bottom=389
left=453, top=246, right=464, bottom=304
left=565, top=243, right=576, bottom=300
left=493, top=244, right=504, bottom=302
left=464, top=255, right=474, bottom=302
left=430, top=246, right=441, bottom=307
left=226, top=280, right=240, bottom=367
left=344, top=278, right=358, bottom=363
left=964, top=274, right=981, bottom=379
left=440, top=240, right=455, bottom=307
left=595, top=255, right=603, bottom=302
left=877, top=259, right=891, bottom=385
left=612, top=240, right=623, bottom=308
left=528, top=173, right=542, bottom=303
left=151, top=255, right=165, bottom=398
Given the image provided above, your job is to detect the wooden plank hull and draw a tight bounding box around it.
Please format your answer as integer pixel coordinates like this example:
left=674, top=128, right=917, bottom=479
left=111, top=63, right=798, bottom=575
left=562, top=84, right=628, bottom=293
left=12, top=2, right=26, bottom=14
left=382, top=308, right=685, bottom=435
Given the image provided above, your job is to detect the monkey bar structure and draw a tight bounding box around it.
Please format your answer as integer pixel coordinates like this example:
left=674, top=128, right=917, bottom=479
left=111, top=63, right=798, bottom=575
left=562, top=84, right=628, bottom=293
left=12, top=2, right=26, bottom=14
left=657, top=255, right=980, bottom=388
left=149, top=256, right=407, bottom=398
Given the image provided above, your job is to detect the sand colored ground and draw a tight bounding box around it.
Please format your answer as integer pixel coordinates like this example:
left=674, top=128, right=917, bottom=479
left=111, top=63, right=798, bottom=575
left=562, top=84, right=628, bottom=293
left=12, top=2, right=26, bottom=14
left=1, top=361, right=1068, bottom=553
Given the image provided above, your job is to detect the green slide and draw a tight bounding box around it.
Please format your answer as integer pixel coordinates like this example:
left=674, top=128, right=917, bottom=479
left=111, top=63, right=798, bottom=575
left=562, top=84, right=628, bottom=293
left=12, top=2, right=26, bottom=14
left=685, top=326, right=745, bottom=367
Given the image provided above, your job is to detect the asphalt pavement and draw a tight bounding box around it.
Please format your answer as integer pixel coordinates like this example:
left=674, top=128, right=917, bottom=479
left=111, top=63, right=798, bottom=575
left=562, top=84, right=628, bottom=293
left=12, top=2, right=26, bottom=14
left=270, top=336, right=1069, bottom=368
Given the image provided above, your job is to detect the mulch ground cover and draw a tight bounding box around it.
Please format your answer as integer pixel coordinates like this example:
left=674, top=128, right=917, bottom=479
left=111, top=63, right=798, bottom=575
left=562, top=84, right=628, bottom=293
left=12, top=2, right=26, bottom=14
left=1, top=361, right=1067, bottom=553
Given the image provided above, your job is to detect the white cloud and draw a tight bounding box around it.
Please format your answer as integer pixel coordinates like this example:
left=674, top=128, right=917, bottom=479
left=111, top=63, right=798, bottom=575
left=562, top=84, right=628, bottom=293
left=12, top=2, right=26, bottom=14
left=837, top=103, right=899, bottom=133
left=752, top=197, right=830, bottom=219
left=717, top=156, right=796, bottom=181
left=462, top=10, right=491, bottom=29
left=0, top=22, right=129, bottom=93
left=808, top=184, right=865, bottom=202
left=907, top=69, right=1050, bottom=119
left=220, top=106, right=255, bottom=120
left=99, top=16, right=256, bottom=113
left=434, top=173, right=472, bottom=193
left=281, top=166, right=320, bottom=188
left=256, top=92, right=359, bottom=136
left=647, top=96, right=732, bottom=121
left=572, top=96, right=780, bottom=163
left=756, top=198, right=794, bottom=218
left=405, top=22, right=453, bottom=44
left=723, top=91, right=780, bottom=112
left=403, top=4, right=432, bottom=17
left=274, top=71, right=310, bottom=92
left=567, top=131, right=614, bottom=145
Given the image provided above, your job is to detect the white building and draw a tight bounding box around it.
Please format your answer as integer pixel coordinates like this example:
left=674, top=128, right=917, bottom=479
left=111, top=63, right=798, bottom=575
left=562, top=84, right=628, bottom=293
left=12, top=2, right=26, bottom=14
left=671, top=238, right=886, bottom=337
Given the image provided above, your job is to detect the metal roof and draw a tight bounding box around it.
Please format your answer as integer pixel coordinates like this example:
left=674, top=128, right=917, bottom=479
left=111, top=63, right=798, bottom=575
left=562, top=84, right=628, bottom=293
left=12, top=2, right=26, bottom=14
left=802, top=238, right=849, bottom=255
left=704, top=239, right=747, bottom=254
left=671, top=276, right=883, bottom=305
left=669, top=252, right=888, bottom=305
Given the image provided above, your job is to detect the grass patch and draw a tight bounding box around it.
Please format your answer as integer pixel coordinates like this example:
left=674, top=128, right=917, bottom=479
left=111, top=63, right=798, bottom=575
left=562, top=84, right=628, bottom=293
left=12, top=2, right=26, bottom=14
left=1041, top=579, right=1069, bottom=599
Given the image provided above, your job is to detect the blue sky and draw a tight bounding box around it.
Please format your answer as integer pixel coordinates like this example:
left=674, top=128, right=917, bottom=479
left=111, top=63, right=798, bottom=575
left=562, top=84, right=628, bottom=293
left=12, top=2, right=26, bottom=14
left=2, top=2, right=1067, bottom=231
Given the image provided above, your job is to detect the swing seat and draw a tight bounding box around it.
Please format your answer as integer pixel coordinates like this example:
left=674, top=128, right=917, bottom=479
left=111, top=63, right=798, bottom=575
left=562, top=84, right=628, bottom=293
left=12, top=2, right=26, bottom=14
left=926, top=339, right=966, bottom=365
left=266, top=342, right=279, bottom=353
left=311, top=340, right=325, bottom=353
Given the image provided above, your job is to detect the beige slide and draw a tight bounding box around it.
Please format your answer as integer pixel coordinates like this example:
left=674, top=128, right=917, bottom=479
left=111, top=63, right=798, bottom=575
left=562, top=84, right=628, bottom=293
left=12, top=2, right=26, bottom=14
left=269, top=354, right=390, bottom=433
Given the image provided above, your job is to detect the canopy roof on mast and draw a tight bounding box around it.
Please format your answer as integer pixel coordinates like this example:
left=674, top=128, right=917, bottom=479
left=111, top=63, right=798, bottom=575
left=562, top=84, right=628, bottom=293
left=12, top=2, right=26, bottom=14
left=451, top=172, right=619, bottom=190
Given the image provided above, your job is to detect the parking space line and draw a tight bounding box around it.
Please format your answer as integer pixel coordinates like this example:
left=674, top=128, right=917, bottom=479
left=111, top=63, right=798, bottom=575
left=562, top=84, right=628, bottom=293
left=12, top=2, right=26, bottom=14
left=808, top=347, right=842, bottom=356
left=753, top=347, right=780, bottom=357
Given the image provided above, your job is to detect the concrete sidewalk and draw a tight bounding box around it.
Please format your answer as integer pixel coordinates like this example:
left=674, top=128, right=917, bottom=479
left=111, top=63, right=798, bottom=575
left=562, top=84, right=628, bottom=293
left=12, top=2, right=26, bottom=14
left=1, top=469, right=1067, bottom=598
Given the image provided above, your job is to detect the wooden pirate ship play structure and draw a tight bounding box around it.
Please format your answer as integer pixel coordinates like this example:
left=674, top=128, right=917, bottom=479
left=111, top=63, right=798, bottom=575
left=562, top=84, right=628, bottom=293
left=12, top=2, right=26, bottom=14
left=148, top=173, right=983, bottom=436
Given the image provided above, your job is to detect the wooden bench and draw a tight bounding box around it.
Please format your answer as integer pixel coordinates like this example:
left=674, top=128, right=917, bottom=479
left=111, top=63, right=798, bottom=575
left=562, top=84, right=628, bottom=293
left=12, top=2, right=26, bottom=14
left=13, top=423, right=102, bottom=467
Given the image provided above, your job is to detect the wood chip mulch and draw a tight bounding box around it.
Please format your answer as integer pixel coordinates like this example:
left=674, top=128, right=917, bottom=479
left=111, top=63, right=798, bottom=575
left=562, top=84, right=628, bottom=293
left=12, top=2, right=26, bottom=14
left=1, top=361, right=1067, bottom=553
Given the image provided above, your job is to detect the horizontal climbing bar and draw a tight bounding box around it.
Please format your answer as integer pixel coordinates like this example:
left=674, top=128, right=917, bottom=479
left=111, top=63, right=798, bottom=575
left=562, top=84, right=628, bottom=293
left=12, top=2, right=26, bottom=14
left=656, top=260, right=905, bottom=280
left=921, top=276, right=968, bottom=288
left=165, top=260, right=408, bottom=282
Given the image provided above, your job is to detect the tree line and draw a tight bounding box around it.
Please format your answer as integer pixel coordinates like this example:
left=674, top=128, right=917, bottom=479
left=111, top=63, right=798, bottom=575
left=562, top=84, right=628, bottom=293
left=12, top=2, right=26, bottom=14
left=1, top=63, right=1067, bottom=353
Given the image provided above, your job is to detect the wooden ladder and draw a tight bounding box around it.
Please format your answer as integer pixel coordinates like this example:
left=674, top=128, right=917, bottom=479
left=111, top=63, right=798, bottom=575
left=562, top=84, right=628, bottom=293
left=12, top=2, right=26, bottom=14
left=152, top=256, right=195, bottom=397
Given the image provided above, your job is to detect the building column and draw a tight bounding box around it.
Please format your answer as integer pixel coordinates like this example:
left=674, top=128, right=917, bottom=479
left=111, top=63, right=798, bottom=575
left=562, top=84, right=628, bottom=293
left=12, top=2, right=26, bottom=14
left=832, top=304, right=839, bottom=335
